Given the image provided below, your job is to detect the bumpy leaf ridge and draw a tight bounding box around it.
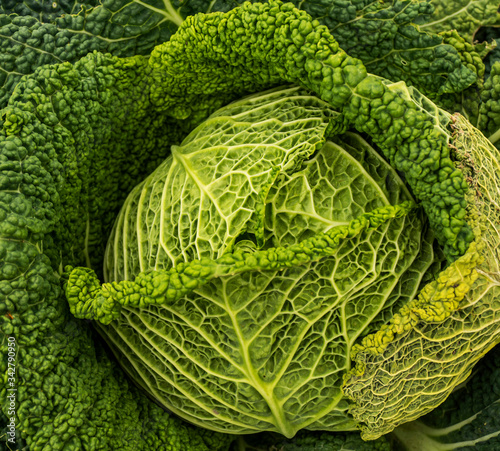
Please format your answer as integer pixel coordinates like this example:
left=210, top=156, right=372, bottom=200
left=343, top=113, right=500, bottom=440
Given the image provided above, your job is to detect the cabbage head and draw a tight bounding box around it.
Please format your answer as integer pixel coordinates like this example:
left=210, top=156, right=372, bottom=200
left=65, top=83, right=500, bottom=439
left=70, top=85, right=429, bottom=437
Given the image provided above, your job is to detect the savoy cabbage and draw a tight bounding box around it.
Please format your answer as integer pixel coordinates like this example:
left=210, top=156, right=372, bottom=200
left=1, top=0, right=500, bottom=450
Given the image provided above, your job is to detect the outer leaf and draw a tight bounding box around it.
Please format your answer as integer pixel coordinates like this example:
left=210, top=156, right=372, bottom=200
left=475, top=27, right=500, bottom=80
left=343, top=113, right=500, bottom=440
left=478, top=61, right=500, bottom=145
left=291, top=0, right=477, bottom=96
left=435, top=29, right=500, bottom=150
left=0, top=0, right=99, bottom=21
left=434, top=30, right=486, bottom=125
left=2, top=52, right=194, bottom=274
left=230, top=429, right=391, bottom=450
left=0, top=0, right=209, bottom=107
left=0, top=0, right=480, bottom=110
left=392, top=344, right=500, bottom=450
left=0, top=49, right=232, bottom=450
left=418, top=0, right=500, bottom=43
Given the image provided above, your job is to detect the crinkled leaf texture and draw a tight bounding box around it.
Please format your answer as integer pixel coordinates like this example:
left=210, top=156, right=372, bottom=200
left=0, top=40, right=232, bottom=451
left=478, top=61, right=500, bottom=146
left=0, top=0, right=479, bottom=109
left=392, top=343, right=500, bottom=450
left=0, top=0, right=233, bottom=107
left=0, top=0, right=100, bottom=22
left=418, top=0, right=500, bottom=43
left=288, top=0, right=478, bottom=96
left=343, top=113, right=500, bottom=440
